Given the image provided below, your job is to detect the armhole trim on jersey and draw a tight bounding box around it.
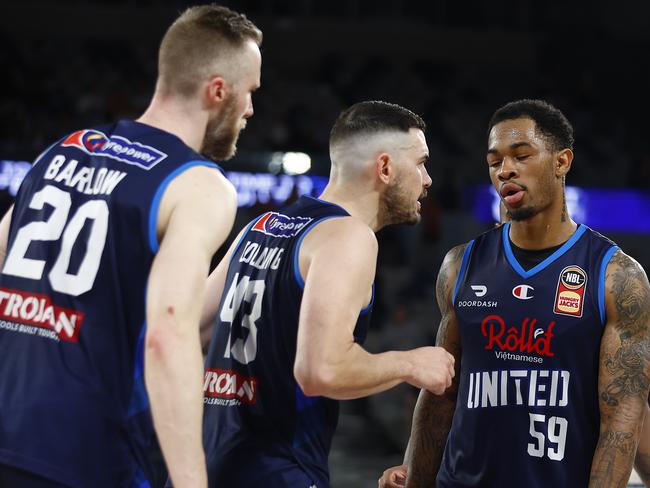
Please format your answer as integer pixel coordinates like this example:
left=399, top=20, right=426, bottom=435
left=292, top=215, right=346, bottom=289
left=598, top=245, right=620, bottom=326
left=231, top=219, right=257, bottom=258
left=127, top=320, right=149, bottom=417
left=148, top=160, right=220, bottom=253
left=360, top=282, right=375, bottom=315
left=32, top=136, right=66, bottom=167
left=452, top=240, right=475, bottom=305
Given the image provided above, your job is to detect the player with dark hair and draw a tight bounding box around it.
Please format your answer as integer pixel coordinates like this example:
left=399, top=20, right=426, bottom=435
left=199, top=100, right=455, bottom=487
left=379, top=99, right=650, bottom=487
left=0, top=5, right=261, bottom=488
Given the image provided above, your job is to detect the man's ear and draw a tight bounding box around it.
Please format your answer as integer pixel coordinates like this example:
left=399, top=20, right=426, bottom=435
left=376, top=152, right=392, bottom=185
left=205, top=75, right=227, bottom=108
left=556, top=148, right=573, bottom=178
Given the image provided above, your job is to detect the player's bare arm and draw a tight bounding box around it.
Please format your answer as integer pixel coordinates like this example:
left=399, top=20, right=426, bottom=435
left=379, top=244, right=467, bottom=488
left=145, top=167, right=236, bottom=488
left=378, top=244, right=467, bottom=488
left=294, top=217, right=454, bottom=400
left=636, top=405, right=650, bottom=486
left=589, top=250, right=650, bottom=488
left=0, top=205, right=13, bottom=270
left=200, top=226, right=248, bottom=351
left=403, top=243, right=465, bottom=488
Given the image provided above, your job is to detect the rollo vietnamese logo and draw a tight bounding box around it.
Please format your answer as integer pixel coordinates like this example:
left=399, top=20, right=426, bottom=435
left=481, top=314, right=555, bottom=357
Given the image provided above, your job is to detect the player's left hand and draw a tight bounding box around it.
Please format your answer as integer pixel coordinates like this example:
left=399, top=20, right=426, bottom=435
left=378, top=464, right=407, bottom=487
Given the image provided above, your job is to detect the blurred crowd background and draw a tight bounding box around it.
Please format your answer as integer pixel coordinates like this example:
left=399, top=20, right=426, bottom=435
left=1, top=1, right=649, bottom=486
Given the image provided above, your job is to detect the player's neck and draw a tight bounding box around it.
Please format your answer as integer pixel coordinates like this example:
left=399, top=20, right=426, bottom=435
left=137, top=91, right=207, bottom=153
left=509, top=211, right=578, bottom=250
left=318, top=185, right=380, bottom=232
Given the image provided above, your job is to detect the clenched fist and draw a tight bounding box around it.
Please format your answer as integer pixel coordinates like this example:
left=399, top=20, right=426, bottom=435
left=378, top=464, right=407, bottom=487
left=406, top=346, right=455, bottom=395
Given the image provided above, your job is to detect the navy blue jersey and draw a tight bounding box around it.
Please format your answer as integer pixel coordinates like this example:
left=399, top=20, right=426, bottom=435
left=437, top=223, right=618, bottom=487
left=0, top=121, right=220, bottom=487
left=202, top=196, right=373, bottom=488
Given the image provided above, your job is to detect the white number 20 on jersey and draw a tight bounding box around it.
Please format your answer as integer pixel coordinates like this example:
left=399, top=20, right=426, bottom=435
left=3, top=185, right=109, bottom=296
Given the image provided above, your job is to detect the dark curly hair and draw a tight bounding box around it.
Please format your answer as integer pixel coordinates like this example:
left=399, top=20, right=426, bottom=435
left=488, top=99, right=574, bottom=151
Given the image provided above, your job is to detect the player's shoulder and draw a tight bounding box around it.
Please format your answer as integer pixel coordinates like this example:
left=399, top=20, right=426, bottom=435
left=164, top=165, right=236, bottom=214
left=441, top=242, right=470, bottom=273
left=298, top=216, right=377, bottom=265
left=603, top=249, right=650, bottom=335
left=171, top=161, right=236, bottom=194
left=581, top=224, right=618, bottom=248
left=307, top=215, right=377, bottom=248
left=606, top=249, right=648, bottom=282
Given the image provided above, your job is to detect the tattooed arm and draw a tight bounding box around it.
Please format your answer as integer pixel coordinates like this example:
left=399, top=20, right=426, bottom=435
left=404, top=244, right=466, bottom=488
left=589, top=251, right=650, bottom=488
left=635, top=405, right=650, bottom=486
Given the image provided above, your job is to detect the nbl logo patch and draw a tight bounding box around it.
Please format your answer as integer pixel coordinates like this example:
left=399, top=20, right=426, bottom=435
left=61, top=129, right=167, bottom=170
left=250, top=212, right=313, bottom=238
left=554, top=265, right=587, bottom=317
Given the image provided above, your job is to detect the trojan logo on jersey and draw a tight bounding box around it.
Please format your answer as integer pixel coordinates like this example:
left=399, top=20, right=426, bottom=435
left=0, top=288, right=85, bottom=342
left=512, top=284, right=534, bottom=300
left=481, top=314, right=556, bottom=357
left=250, top=212, right=313, bottom=238
left=203, top=368, right=258, bottom=405
left=61, top=129, right=167, bottom=170
left=554, top=265, right=587, bottom=318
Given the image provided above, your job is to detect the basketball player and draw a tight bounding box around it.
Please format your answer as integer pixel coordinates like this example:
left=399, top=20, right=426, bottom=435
left=198, top=101, right=455, bottom=487
left=379, top=99, right=650, bottom=487
left=0, top=5, right=261, bottom=488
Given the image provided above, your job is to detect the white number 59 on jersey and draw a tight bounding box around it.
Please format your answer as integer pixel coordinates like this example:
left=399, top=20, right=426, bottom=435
left=3, top=185, right=109, bottom=296
left=528, top=413, right=568, bottom=461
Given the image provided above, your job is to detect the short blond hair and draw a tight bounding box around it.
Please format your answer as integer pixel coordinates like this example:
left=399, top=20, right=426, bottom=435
left=158, top=4, right=262, bottom=97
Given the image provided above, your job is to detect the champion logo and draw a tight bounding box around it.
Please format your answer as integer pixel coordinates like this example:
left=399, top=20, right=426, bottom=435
left=512, top=284, right=534, bottom=300
left=471, top=285, right=487, bottom=297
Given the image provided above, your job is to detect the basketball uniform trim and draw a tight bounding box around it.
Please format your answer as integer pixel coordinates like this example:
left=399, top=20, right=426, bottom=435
left=291, top=214, right=375, bottom=314
left=232, top=219, right=257, bottom=257
left=292, top=215, right=348, bottom=289
left=147, top=160, right=221, bottom=252
left=32, top=137, right=66, bottom=167
left=502, top=222, right=588, bottom=279
left=598, top=245, right=620, bottom=325
left=127, top=321, right=149, bottom=417
left=132, top=467, right=152, bottom=488
left=303, top=195, right=349, bottom=214
left=360, top=283, right=375, bottom=314
left=452, top=240, right=475, bottom=304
